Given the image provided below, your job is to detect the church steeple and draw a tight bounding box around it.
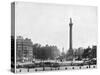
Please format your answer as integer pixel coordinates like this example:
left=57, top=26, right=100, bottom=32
left=62, top=47, right=65, bottom=56
left=62, top=47, right=64, bottom=53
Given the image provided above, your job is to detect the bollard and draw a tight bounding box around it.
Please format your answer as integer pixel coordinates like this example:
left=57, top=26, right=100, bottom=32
left=27, top=68, right=29, bottom=72
left=86, top=66, right=88, bottom=68
left=65, top=67, right=67, bottom=70
left=79, top=66, right=81, bottom=69
left=35, top=69, right=37, bottom=71
left=89, top=65, right=90, bottom=68
left=93, top=66, right=95, bottom=68
left=51, top=67, right=52, bottom=70
left=72, top=67, right=74, bottom=69
left=19, top=69, right=21, bottom=72
left=58, top=67, right=59, bottom=70
left=43, top=67, right=45, bottom=71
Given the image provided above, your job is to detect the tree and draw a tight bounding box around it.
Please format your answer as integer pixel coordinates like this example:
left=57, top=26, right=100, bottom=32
left=82, top=46, right=91, bottom=58
left=82, top=46, right=97, bottom=59
left=33, top=44, right=60, bottom=60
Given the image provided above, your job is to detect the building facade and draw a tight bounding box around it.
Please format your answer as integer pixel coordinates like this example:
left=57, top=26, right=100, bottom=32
left=16, top=36, right=33, bottom=63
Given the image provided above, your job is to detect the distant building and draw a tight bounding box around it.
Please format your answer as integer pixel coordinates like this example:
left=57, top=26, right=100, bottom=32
left=16, top=36, right=23, bottom=62
left=16, top=36, right=33, bottom=63
left=56, top=48, right=66, bottom=61
left=74, top=47, right=84, bottom=59
left=61, top=47, right=65, bottom=56
left=76, top=47, right=84, bottom=56
left=23, top=38, right=33, bottom=62
left=91, top=45, right=97, bottom=58
left=92, top=45, right=97, bottom=50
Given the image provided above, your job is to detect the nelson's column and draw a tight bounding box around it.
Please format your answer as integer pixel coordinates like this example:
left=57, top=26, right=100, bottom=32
left=66, top=18, right=74, bottom=60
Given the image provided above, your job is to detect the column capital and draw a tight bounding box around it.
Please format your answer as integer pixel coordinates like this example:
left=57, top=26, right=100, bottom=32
left=69, top=18, right=73, bottom=26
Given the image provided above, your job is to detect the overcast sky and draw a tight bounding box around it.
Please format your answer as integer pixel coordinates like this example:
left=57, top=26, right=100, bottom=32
left=15, top=2, right=97, bottom=52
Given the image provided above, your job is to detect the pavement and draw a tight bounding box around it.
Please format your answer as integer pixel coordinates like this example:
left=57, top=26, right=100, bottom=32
left=16, top=65, right=97, bottom=73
